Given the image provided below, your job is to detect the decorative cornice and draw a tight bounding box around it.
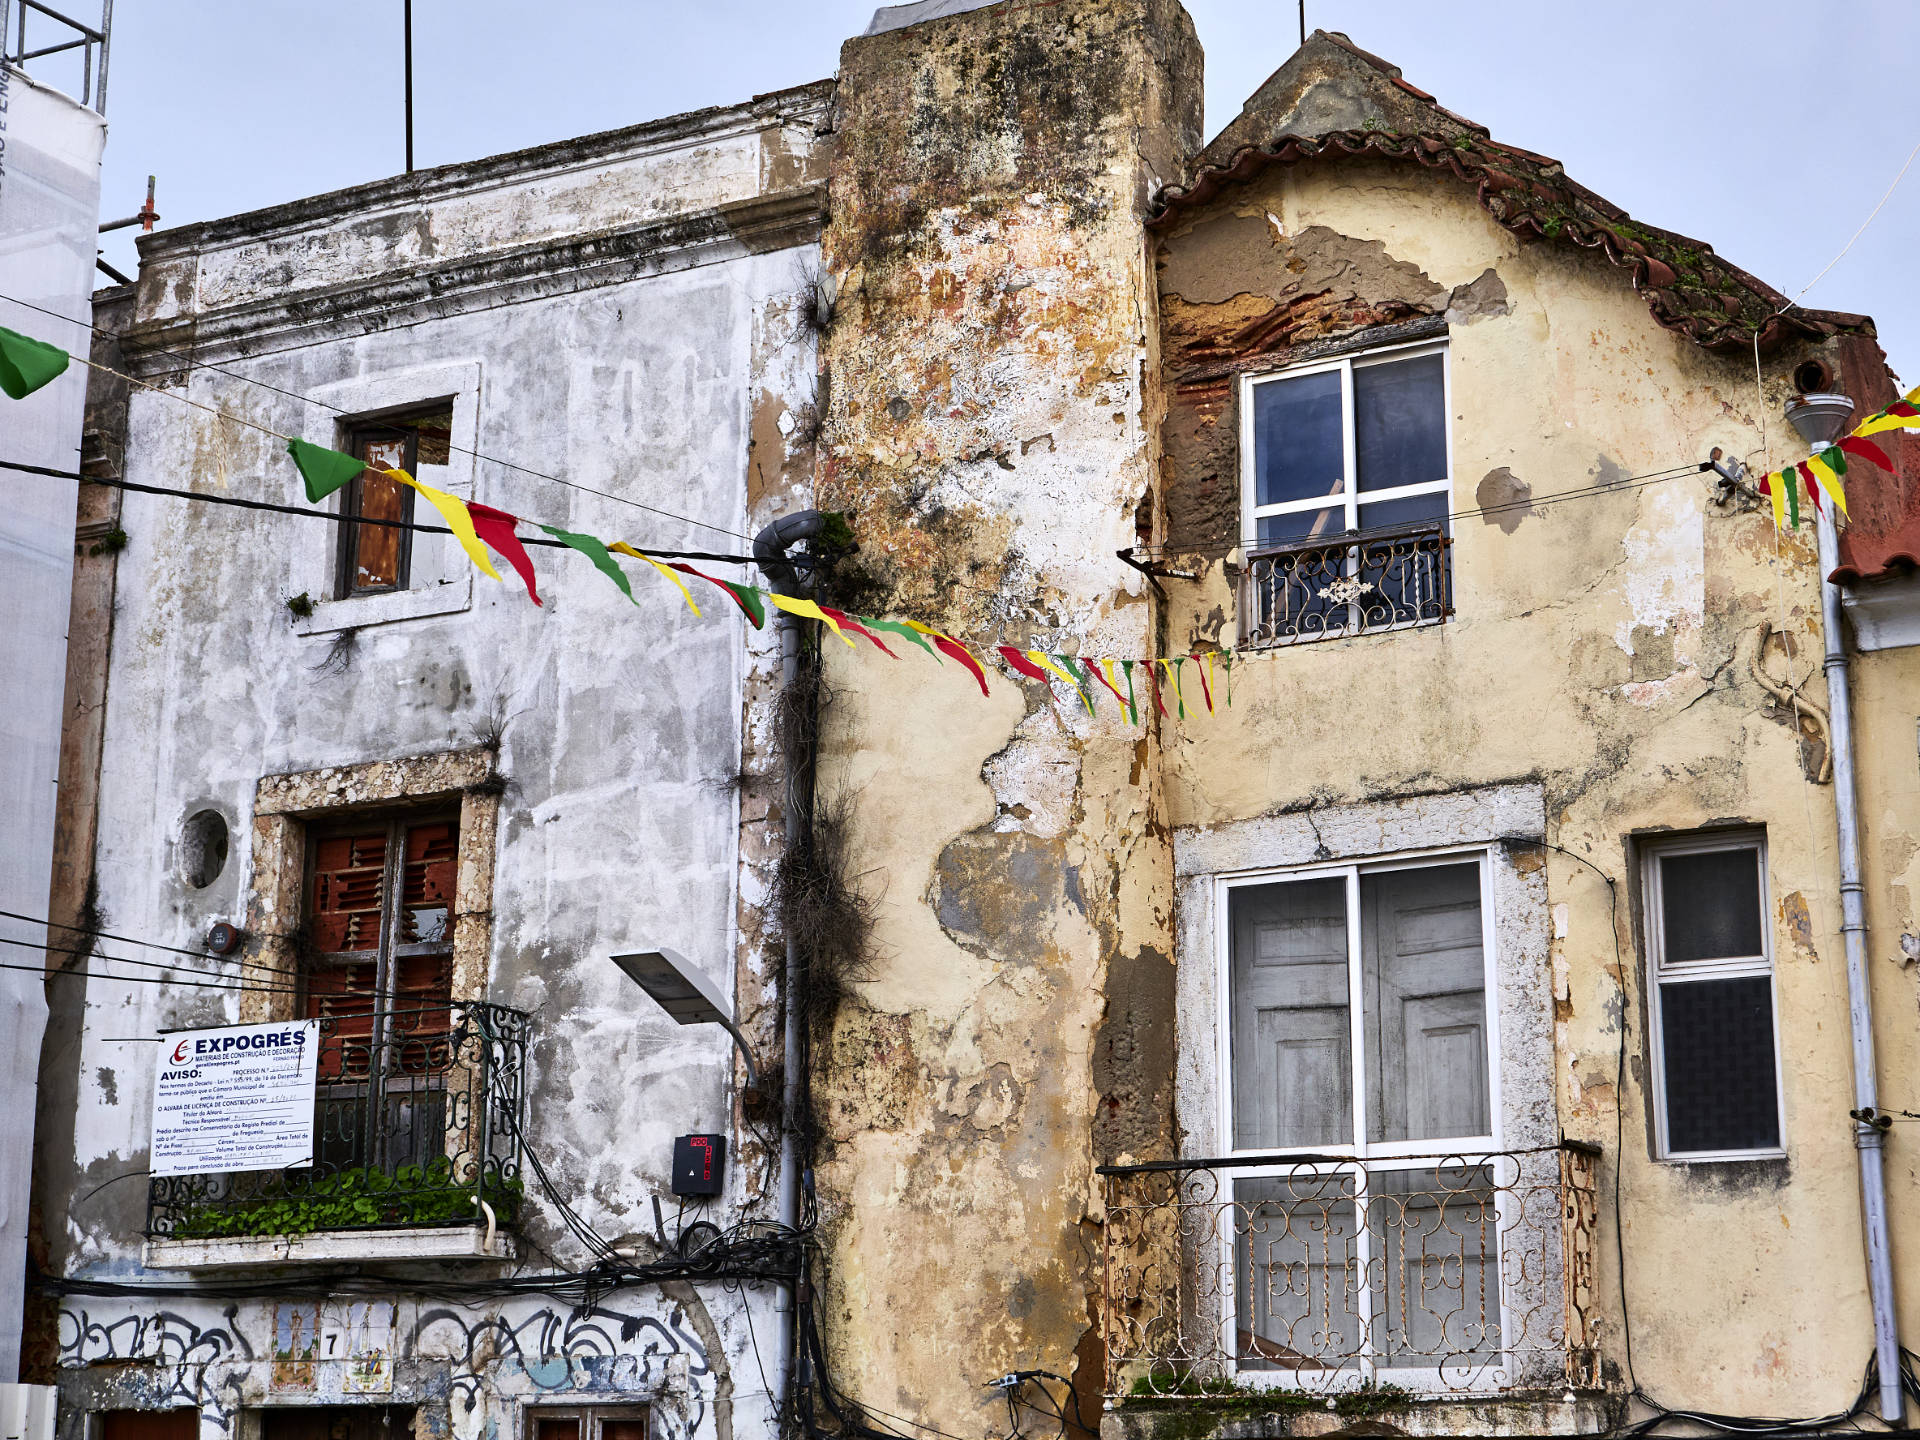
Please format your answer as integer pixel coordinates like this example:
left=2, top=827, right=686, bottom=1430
left=121, top=184, right=826, bottom=375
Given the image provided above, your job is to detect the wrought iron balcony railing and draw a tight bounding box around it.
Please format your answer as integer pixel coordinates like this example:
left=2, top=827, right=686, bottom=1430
left=1239, top=523, right=1452, bottom=648
left=1099, top=1144, right=1600, bottom=1398
left=147, top=1003, right=529, bottom=1240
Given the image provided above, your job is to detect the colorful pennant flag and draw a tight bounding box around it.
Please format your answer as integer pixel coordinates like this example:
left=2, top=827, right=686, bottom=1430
left=539, top=524, right=636, bottom=603
left=611, top=542, right=702, bottom=616
left=999, top=646, right=1053, bottom=682
left=389, top=469, right=501, bottom=581
left=865, top=618, right=941, bottom=658
left=288, top=439, right=366, bottom=503
left=675, top=564, right=766, bottom=628
left=820, top=606, right=899, bottom=656
left=0, top=326, right=70, bottom=400
left=469, top=502, right=541, bottom=605
left=765, top=591, right=853, bottom=645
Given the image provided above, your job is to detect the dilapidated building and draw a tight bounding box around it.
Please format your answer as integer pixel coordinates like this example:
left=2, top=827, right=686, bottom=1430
left=24, top=3, right=1920, bottom=1440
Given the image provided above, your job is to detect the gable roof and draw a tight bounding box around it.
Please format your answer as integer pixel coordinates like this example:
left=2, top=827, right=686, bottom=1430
left=1150, top=31, right=1872, bottom=355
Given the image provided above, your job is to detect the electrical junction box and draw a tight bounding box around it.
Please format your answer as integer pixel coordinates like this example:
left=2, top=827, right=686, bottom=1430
left=671, top=1134, right=725, bottom=1197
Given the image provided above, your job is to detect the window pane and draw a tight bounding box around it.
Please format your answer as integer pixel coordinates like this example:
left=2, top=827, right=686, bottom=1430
left=1256, top=505, right=1344, bottom=546
left=1234, top=1169, right=1360, bottom=1369
left=1366, top=1164, right=1500, bottom=1368
left=535, top=1421, right=580, bottom=1440
left=1252, top=370, right=1345, bottom=508
left=1355, top=490, right=1447, bottom=534
left=353, top=453, right=412, bottom=587
left=311, top=832, right=389, bottom=952
left=600, top=1423, right=647, bottom=1440
left=1231, top=879, right=1352, bottom=1148
left=1354, top=354, right=1446, bottom=493
left=1660, top=976, right=1780, bottom=1153
left=1660, top=849, right=1764, bottom=963
left=401, top=821, right=458, bottom=945
left=1361, top=865, right=1489, bottom=1144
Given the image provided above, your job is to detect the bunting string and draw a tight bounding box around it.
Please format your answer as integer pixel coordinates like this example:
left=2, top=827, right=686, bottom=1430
left=12, top=321, right=1905, bottom=724
left=1753, top=384, right=1920, bottom=530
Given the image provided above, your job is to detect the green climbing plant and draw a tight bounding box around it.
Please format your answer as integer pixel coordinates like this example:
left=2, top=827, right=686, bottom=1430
left=172, top=1159, right=524, bottom=1239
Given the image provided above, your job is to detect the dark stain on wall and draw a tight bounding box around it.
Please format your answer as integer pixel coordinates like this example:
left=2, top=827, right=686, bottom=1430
left=1090, top=944, right=1175, bottom=1164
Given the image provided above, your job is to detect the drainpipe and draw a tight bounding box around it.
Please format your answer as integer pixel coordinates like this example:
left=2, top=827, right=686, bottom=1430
left=1790, top=394, right=1903, bottom=1421
left=752, top=510, right=829, bottom=1432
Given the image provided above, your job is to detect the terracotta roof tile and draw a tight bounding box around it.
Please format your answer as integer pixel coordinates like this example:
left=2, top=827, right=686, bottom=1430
left=1150, top=128, right=1872, bottom=355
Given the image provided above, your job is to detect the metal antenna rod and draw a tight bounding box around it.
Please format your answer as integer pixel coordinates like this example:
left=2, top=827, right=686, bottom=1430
left=1298, top=0, right=1305, bottom=46
left=403, top=0, right=415, bottom=173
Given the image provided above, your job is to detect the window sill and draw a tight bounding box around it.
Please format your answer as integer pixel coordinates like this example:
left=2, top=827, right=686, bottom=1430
left=294, top=574, right=473, bottom=635
left=143, top=1224, right=516, bottom=1270
left=1104, top=1391, right=1613, bottom=1439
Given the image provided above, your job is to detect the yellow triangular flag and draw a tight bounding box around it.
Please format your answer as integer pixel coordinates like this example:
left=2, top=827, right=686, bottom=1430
left=610, top=542, right=702, bottom=617
left=387, top=470, right=501, bottom=582
left=764, top=591, right=854, bottom=645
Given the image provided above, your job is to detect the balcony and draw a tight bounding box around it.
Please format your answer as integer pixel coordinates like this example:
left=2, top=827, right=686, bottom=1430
left=145, top=1003, right=529, bottom=1268
left=1239, top=522, right=1452, bottom=648
left=1098, top=1144, right=1600, bottom=1407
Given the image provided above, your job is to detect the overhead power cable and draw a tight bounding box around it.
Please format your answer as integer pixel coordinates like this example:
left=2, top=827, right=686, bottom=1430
left=0, top=905, right=259, bottom=963
left=1123, top=459, right=1718, bottom=567
left=0, top=288, right=762, bottom=544
left=0, top=460, right=782, bottom=568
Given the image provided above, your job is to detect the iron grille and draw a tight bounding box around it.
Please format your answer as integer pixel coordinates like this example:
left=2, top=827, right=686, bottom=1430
left=1239, top=522, right=1452, bottom=648
left=146, top=1003, right=529, bottom=1239
left=1098, top=1144, right=1600, bottom=1397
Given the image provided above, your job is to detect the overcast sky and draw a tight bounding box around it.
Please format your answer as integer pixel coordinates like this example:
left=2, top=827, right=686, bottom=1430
left=49, top=1, right=1920, bottom=377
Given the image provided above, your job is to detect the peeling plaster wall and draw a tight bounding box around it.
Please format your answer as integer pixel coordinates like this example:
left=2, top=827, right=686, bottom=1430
left=31, top=89, right=833, bottom=1440
left=807, top=1, right=1198, bottom=1432
left=1153, top=153, right=1909, bottom=1417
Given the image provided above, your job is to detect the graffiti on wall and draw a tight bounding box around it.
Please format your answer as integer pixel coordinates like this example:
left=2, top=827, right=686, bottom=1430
left=58, top=1297, right=713, bottom=1437
left=414, top=1301, right=713, bottom=1431
left=59, top=1307, right=252, bottom=1429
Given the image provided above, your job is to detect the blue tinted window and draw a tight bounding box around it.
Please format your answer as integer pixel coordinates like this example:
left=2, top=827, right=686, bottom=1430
left=1253, top=370, right=1344, bottom=508
left=1354, top=354, right=1446, bottom=493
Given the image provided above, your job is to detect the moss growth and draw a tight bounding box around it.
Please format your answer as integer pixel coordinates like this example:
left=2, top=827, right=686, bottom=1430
left=1119, top=1374, right=1413, bottom=1423
left=170, top=1161, right=522, bottom=1238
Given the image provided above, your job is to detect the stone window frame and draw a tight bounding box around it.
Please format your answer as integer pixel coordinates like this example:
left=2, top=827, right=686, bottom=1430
left=1173, top=782, right=1556, bottom=1160
left=1168, top=783, right=1566, bottom=1392
left=240, top=748, right=499, bottom=1026
left=291, top=359, right=483, bottom=637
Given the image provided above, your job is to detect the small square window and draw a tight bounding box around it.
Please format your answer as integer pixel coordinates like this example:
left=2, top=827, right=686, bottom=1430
left=1642, top=832, right=1784, bottom=1160
left=335, top=404, right=454, bottom=600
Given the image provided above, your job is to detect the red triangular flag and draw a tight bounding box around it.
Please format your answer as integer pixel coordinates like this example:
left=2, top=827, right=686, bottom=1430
left=819, top=606, right=898, bottom=657
left=468, top=502, right=541, bottom=606
left=1796, top=461, right=1823, bottom=515
left=1838, top=436, right=1893, bottom=471
left=998, top=645, right=1053, bottom=682
left=932, top=635, right=990, bottom=696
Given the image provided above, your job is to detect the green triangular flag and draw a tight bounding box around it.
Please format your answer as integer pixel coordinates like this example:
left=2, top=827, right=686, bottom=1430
left=288, top=438, right=367, bottom=503
left=538, top=524, right=636, bottom=602
left=0, top=325, right=70, bottom=400
left=859, top=617, right=941, bottom=659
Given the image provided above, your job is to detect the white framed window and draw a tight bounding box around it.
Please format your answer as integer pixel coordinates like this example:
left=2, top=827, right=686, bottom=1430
left=1215, top=850, right=1504, bottom=1388
left=1642, top=831, right=1785, bottom=1162
left=1237, top=340, right=1453, bottom=548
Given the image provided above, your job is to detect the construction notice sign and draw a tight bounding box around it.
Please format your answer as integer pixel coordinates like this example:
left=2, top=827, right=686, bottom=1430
left=150, top=1020, right=320, bottom=1176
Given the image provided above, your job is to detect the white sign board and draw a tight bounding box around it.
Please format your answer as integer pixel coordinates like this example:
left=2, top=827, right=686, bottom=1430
left=150, top=1020, right=320, bottom=1176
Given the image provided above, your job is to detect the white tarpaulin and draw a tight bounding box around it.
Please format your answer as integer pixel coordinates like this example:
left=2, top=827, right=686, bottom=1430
left=151, top=1020, right=321, bottom=1176
left=0, top=60, right=105, bottom=1384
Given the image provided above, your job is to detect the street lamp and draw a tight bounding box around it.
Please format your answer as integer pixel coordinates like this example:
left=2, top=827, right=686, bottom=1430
left=609, top=949, right=763, bottom=1098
